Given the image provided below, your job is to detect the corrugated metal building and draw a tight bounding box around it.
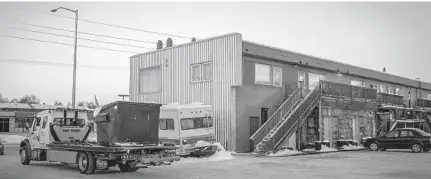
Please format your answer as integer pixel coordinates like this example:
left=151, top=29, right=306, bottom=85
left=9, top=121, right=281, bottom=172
left=130, top=33, right=242, bottom=151
left=130, top=33, right=431, bottom=152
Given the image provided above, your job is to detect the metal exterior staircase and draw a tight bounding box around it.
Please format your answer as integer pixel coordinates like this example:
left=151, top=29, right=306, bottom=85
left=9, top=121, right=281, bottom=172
left=250, top=82, right=322, bottom=154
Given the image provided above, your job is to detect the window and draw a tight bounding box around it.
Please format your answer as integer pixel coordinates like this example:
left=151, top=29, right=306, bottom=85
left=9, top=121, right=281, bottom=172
left=395, top=87, right=402, bottom=96
left=380, top=84, right=389, bottom=94
left=159, top=118, right=175, bottom=130
left=272, top=66, right=282, bottom=87
left=180, top=117, right=213, bottom=130
left=428, top=94, right=431, bottom=100
left=385, top=130, right=399, bottom=138
left=255, top=63, right=271, bottom=85
left=309, top=73, right=324, bottom=90
left=370, top=84, right=378, bottom=91
left=298, top=71, right=306, bottom=88
left=202, top=62, right=213, bottom=81
left=139, top=66, right=162, bottom=93
left=33, top=117, right=41, bottom=131
left=400, top=130, right=415, bottom=137
left=351, top=80, right=364, bottom=87
left=191, top=64, right=202, bottom=82
left=42, top=116, right=48, bottom=129
left=53, top=118, right=85, bottom=127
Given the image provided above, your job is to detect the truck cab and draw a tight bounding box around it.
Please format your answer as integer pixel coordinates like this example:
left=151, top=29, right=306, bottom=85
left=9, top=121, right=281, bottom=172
left=28, top=109, right=91, bottom=150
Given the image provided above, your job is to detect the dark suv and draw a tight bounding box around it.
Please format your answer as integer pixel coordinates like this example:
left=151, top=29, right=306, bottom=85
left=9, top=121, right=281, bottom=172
left=364, top=128, right=431, bottom=153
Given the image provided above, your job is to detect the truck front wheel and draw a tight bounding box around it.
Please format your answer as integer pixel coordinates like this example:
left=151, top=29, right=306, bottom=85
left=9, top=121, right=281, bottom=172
left=77, top=151, right=96, bottom=174
left=20, top=146, right=31, bottom=165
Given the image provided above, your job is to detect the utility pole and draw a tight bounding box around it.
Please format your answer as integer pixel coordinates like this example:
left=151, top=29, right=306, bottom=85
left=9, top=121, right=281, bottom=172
left=51, top=7, right=78, bottom=109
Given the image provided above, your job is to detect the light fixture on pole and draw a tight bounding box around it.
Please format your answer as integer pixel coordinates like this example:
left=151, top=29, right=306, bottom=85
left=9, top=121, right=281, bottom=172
left=51, top=7, right=78, bottom=109
left=118, top=94, right=129, bottom=101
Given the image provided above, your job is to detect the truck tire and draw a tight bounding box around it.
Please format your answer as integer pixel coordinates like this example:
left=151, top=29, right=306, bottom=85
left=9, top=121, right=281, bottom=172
left=77, top=151, right=96, bottom=174
left=20, top=145, right=31, bottom=165
left=118, top=163, right=139, bottom=172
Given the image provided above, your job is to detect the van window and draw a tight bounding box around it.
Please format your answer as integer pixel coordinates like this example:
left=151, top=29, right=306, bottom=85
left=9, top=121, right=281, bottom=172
left=180, top=117, right=213, bottom=130
left=159, top=118, right=175, bottom=130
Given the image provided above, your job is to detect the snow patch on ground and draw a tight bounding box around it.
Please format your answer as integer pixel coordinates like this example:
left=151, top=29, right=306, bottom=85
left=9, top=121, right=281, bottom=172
left=0, top=134, right=26, bottom=144
left=318, top=145, right=338, bottom=152
left=341, top=144, right=365, bottom=150
left=175, top=143, right=233, bottom=164
left=268, top=149, right=303, bottom=157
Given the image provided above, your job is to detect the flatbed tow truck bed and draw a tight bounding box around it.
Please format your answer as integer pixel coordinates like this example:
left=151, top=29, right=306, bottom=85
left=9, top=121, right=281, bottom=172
left=47, top=142, right=175, bottom=153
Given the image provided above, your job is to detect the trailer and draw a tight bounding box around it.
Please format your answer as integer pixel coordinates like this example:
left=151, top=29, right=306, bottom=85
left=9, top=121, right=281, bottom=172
left=159, top=102, right=219, bottom=157
left=19, top=101, right=180, bottom=174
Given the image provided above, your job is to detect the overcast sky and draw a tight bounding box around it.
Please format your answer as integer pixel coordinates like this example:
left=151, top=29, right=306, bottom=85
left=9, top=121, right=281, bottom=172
left=1, top=2, right=431, bottom=105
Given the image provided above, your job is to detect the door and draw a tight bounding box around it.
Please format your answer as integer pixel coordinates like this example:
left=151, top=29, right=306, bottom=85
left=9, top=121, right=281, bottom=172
left=249, top=117, right=260, bottom=151
left=0, top=118, right=9, bottom=132
left=398, top=130, right=415, bottom=149
left=261, top=108, right=268, bottom=125
left=29, top=117, right=42, bottom=149
left=378, top=130, right=399, bottom=149
left=38, top=116, right=50, bottom=146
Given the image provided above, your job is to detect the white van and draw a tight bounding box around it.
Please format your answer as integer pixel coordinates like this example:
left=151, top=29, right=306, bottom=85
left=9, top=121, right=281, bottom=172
left=159, top=102, right=214, bottom=156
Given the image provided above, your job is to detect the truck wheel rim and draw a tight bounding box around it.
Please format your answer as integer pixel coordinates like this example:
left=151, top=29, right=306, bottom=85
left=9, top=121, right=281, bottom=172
left=20, top=150, right=26, bottom=162
left=79, top=154, right=88, bottom=171
left=370, top=143, right=378, bottom=151
left=413, top=144, right=421, bottom=152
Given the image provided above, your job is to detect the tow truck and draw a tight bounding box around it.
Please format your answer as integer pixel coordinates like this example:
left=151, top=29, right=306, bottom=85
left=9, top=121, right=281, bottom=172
left=19, top=101, right=180, bottom=174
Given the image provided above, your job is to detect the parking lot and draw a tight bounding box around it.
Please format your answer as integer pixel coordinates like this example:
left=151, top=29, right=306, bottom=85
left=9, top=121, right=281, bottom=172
left=1, top=145, right=431, bottom=179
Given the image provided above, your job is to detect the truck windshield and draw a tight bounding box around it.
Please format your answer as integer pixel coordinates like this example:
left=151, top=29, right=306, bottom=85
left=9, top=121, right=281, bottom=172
left=180, top=117, right=213, bottom=130
left=54, top=118, right=85, bottom=127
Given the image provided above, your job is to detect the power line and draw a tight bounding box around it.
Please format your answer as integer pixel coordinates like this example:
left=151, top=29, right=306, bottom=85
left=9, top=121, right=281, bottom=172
left=0, top=19, right=159, bottom=45
left=0, top=34, right=140, bottom=54
left=4, top=5, right=193, bottom=39
left=0, top=58, right=128, bottom=71
left=1, top=26, right=155, bottom=50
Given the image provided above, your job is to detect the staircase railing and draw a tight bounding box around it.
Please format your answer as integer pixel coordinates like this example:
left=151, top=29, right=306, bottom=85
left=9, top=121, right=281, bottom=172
left=249, top=85, right=302, bottom=148
left=271, top=82, right=322, bottom=150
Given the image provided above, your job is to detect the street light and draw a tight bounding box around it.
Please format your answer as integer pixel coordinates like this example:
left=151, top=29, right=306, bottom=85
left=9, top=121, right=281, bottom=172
left=51, top=7, right=78, bottom=109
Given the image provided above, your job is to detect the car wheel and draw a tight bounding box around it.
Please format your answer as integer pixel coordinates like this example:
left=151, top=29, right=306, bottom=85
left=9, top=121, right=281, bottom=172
left=411, top=143, right=423, bottom=153
left=369, top=143, right=379, bottom=151
left=20, top=145, right=31, bottom=165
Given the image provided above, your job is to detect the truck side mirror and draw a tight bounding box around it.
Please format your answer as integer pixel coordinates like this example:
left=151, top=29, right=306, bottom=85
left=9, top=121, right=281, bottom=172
left=95, top=113, right=110, bottom=123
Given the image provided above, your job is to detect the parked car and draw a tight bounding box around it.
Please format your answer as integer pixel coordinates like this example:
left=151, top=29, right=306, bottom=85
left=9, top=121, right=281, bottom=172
left=364, top=128, right=431, bottom=153
left=0, top=136, right=4, bottom=155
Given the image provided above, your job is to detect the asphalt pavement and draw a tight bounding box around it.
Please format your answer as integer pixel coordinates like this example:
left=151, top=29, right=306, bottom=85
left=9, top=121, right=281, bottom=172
left=1, top=145, right=431, bottom=179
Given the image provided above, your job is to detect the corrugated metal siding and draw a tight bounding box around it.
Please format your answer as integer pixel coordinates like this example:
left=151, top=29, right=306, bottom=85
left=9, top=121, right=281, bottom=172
left=130, top=33, right=242, bottom=151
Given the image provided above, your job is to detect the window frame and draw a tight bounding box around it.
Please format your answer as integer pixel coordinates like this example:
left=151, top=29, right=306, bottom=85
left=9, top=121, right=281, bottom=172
left=255, top=63, right=271, bottom=86
left=138, top=66, right=162, bottom=94
left=159, top=118, right=175, bottom=131
left=380, top=84, right=389, bottom=94
left=33, top=117, right=41, bottom=131
left=272, top=66, right=282, bottom=87
left=191, top=63, right=202, bottom=83
left=202, top=62, right=213, bottom=81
